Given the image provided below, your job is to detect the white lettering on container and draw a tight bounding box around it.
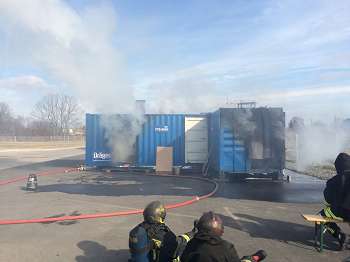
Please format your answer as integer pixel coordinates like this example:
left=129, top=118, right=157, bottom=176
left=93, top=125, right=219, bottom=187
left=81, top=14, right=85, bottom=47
left=93, top=152, right=112, bottom=160
left=155, top=126, right=169, bottom=132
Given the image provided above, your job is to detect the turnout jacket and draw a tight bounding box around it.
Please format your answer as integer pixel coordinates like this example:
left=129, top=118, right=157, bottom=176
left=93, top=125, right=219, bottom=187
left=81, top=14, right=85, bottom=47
left=323, top=153, right=350, bottom=216
left=180, top=231, right=240, bottom=262
left=139, top=221, right=192, bottom=262
left=324, top=173, right=350, bottom=210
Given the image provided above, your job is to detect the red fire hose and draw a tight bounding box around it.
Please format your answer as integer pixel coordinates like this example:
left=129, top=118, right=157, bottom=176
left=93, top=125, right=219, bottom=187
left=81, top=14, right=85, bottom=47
left=0, top=168, right=218, bottom=225
left=0, top=168, right=77, bottom=186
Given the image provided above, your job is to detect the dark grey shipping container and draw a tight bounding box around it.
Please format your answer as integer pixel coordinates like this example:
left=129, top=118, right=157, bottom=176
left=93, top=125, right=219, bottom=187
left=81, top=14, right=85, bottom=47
left=208, top=107, right=285, bottom=179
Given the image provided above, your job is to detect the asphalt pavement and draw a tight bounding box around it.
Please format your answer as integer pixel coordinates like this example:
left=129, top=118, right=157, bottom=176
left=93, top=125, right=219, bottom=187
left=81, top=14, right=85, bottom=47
left=0, top=147, right=84, bottom=170
left=216, top=170, right=326, bottom=203
left=0, top=155, right=349, bottom=262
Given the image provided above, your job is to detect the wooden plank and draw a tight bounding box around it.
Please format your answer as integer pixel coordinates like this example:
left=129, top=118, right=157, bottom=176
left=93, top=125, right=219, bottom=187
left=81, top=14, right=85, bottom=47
left=302, top=214, right=344, bottom=223
left=156, top=146, right=173, bottom=173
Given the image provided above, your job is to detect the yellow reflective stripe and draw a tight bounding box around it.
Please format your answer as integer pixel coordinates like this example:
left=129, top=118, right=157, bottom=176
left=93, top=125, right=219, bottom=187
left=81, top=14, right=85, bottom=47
left=152, top=239, right=162, bottom=248
left=172, top=257, right=180, bottom=262
left=181, top=234, right=191, bottom=242
left=323, top=206, right=342, bottom=220
left=324, top=206, right=332, bottom=218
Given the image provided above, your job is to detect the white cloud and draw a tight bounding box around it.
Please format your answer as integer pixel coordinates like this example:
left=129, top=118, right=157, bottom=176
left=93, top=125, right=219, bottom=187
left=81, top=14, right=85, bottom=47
left=137, top=1, right=350, bottom=90
left=0, top=75, right=51, bottom=115
left=0, top=75, right=49, bottom=91
left=135, top=0, right=350, bottom=121
left=257, top=86, right=350, bottom=101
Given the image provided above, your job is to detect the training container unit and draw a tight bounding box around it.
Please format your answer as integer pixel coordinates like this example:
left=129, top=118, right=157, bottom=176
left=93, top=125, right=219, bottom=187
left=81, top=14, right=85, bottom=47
left=137, top=114, right=209, bottom=166
left=137, top=114, right=186, bottom=166
left=208, top=107, right=285, bottom=179
left=85, top=113, right=209, bottom=168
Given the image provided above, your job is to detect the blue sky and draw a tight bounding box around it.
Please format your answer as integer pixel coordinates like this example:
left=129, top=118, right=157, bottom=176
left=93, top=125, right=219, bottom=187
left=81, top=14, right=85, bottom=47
left=0, top=0, right=349, bottom=121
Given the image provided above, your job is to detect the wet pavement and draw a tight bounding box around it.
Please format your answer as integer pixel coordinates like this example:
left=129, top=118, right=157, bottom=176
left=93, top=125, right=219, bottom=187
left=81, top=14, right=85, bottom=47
left=35, top=171, right=216, bottom=198
left=216, top=169, right=326, bottom=203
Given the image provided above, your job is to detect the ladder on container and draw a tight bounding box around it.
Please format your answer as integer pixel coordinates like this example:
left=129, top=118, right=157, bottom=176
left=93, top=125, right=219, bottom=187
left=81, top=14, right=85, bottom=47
left=202, top=146, right=212, bottom=176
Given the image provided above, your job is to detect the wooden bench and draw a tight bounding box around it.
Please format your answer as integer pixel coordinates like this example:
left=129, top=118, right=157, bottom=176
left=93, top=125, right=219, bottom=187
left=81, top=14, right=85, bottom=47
left=302, top=214, right=348, bottom=252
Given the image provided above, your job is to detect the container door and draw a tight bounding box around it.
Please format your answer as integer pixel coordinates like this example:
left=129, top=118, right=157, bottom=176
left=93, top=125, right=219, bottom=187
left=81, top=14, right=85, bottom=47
left=233, top=140, right=247, bottom=171
left=185, top=116, right=208, bottom=163
left=221, top=129, right=234, bottom=172
left=220, top=128, right=247, bottom=172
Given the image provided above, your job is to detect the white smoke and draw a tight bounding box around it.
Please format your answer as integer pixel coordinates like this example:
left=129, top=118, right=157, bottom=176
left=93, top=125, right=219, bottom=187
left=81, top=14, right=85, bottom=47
left=145, top=78, right=225, bottom=113
left=0, top=0, right=144, bottom=162
left=294, top=123, right=349, bottom=170
left=101, top=113, right=144, bottom=163
left=0, top=0, right=134, bottom=113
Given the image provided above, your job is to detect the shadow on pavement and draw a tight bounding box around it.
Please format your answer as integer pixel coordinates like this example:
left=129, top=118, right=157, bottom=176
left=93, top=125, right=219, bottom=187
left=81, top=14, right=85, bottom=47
left=33, top=173, right=214, bottom=198
left=75, top=240, right=129, bottom=262
left=40, top=211, right=81, bottom=226
left=219, top=213, right=339, bottom=251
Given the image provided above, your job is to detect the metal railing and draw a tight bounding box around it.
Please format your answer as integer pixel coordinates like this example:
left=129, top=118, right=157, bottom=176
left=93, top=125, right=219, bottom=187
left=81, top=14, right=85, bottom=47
left=0, top=135, right=84, bottom=142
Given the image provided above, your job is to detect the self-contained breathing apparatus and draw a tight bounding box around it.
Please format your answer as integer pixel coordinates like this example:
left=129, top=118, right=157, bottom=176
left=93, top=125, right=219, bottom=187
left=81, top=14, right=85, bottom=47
left=129, top=201, right=193, bottom=262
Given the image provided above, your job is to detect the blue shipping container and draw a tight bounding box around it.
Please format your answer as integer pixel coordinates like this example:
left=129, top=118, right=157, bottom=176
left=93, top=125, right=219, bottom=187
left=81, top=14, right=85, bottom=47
left=85, top=114, right=186, bottom=167
left=208, top=109, right=249, bottom=173
left=137, top=114, right=185, bottom=166
left=85, top=114, right=113, bottom=167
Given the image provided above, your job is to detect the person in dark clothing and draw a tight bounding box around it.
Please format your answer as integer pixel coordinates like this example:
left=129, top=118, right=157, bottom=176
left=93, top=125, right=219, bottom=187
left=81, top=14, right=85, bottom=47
left=181, top=212, right=266, bottom=262
left=129, top=201, right=194, bottom=262
left=320, top=152, right=350, bottom=250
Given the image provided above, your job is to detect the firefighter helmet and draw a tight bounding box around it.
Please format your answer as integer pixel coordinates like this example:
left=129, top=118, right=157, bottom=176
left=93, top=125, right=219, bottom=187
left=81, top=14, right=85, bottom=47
left=197, top=211, right=224, bottom=236
left=143, top=201, right=166, bottom=223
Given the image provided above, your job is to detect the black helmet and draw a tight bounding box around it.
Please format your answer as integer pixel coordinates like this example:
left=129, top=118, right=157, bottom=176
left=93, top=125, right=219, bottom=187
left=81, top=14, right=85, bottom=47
left=143, top=201, right=166, bottom=223
left=197, top=211, right=224, bottom=236
left=334, top=153, right=350, bottom=175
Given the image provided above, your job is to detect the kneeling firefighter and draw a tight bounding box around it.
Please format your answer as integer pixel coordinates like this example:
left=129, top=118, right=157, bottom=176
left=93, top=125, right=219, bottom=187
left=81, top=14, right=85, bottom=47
left=129, top=201, right=195, bottom=262
left=181, top=211, right=267, bottom=262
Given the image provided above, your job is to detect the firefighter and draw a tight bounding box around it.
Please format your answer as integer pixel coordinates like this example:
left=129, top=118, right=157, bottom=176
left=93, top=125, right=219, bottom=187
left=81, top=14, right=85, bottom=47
left=181, top=211, right=266, bottom=262
left=129, top=201, right=194, bottom=262
left=319, top=152, right=350, bottom=250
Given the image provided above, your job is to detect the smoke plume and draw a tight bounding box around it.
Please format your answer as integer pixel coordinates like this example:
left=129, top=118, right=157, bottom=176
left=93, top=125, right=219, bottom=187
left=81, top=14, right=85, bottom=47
left=101, top=113, right=144, bottom=163
left=0, top=0, right=144, bottom=162
left=293, top=123, right=349, bottom=170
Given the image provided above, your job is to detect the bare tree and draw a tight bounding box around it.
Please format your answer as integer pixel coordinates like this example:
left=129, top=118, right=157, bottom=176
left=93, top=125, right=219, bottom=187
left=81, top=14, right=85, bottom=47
left=27, top=120, right=52, bottom=136
left=0, top=102, right=14, bottom=135
left=32, top=94, right=80, bottom=136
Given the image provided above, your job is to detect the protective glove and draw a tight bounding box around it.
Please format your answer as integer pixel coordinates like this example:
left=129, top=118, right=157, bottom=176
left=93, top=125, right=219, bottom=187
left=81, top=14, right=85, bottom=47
left=241, top=250, right=267, bottom=262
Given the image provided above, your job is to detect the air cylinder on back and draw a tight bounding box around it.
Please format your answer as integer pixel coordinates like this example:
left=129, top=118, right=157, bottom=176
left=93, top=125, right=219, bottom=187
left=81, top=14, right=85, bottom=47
left=129, top=225, right=150, bottom=262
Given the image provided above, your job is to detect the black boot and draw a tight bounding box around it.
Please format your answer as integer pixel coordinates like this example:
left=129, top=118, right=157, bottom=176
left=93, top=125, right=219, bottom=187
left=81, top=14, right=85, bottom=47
left=338, top=232, right=347, bottom=251
left=346, top=235, right=350, bottom=250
